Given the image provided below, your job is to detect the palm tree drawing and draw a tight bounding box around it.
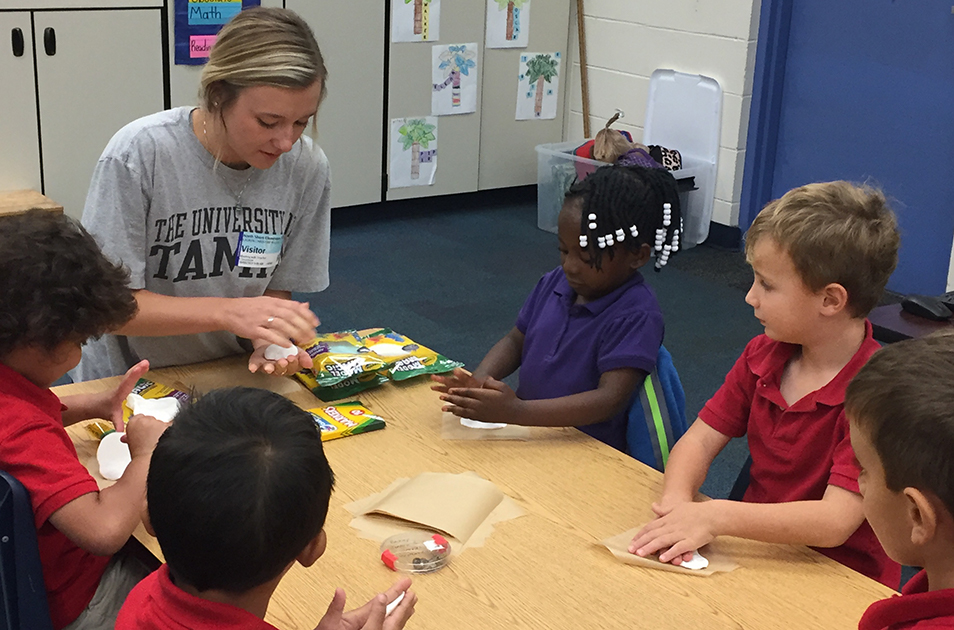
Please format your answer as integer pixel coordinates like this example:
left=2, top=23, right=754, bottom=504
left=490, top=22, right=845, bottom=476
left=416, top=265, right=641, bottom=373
left=404, top=0, right=431, bottom=37
left=435, top=45, right=476, bottom=107
left=525, top=53, right=559, bottom=117
left=493, top=0, right=528, bottom=41
left=397, top=119, right=436, bottom=179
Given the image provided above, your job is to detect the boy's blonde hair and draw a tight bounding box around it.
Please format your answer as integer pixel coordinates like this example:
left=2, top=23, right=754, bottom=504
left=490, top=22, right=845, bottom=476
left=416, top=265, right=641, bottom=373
left=745, top=181, right=899, bottom=317
left=845, top=331, right=954, bottom=519
left=200, top=7, right=327, bottom=123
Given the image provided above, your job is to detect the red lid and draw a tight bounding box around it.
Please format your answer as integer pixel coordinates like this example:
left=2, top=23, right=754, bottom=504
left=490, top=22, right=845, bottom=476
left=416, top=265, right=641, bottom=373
left=381, top=549, right=398, bottom=571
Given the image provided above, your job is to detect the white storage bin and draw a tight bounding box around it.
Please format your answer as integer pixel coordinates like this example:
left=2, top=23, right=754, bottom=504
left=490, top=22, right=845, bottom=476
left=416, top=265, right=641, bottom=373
left=534, top=141, right=705, bottom=236
left=536, top=70, right=722, bottom=247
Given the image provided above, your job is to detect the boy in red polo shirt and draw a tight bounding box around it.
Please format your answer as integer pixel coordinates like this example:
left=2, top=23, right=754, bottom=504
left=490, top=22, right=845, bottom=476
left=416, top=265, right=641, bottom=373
left=117, top=387, right=417, bottom=630
left=628, top=181, right=902, bottom=587
left=0, top=210, right=169, bottom=629
left=848, top=332, right=954, bottom=629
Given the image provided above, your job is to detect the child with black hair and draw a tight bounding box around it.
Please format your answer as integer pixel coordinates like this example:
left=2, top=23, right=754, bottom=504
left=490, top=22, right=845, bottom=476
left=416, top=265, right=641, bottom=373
left=433, top=164, right=682, bottom=452
left=0, top=210, right=169, bottom=630
left=117, top=387, right=417, bottom=630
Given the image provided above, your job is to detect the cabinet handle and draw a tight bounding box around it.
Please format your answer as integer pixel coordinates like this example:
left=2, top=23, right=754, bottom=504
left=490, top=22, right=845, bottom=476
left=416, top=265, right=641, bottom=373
left=43, top=27, right=55, bottom=56
left=11, top=28, right=24, bottom=57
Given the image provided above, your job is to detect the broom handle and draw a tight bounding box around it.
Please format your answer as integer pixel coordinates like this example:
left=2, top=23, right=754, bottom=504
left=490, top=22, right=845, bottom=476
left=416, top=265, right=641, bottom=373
left=576, top=0, right=591, bottom=138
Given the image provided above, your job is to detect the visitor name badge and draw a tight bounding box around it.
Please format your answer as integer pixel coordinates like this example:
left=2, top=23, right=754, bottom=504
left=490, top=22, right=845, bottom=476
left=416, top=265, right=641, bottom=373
left=235, top=232, right=283, bottom=268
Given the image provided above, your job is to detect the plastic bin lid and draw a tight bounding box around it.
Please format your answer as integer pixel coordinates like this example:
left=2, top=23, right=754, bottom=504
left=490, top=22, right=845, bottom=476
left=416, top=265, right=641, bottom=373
left=643, top=69, right=722, bottom=163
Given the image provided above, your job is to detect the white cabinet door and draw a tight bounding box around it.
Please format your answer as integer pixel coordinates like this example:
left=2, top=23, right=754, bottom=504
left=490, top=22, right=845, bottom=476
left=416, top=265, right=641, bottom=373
left=34, top=9, right=164, bottom=218
left=386, top=0, right=485, bottom=201
left=479, top=0, right=570, bottom=189
left=0, top=12, right=41, bottom=193
left=288, top=0, right=385, bottom=208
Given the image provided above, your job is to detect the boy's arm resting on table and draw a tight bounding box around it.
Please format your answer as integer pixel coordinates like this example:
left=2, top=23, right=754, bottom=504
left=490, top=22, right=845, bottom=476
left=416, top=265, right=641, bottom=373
left=48, top=414, right=168, bottom=556
left=112, top=289, right=318, bottom=348
left=631, top=478, right=865, bottom=564
left=439, top=365, right=645, bottom=428
left=657, top=419, right=732, bottom=509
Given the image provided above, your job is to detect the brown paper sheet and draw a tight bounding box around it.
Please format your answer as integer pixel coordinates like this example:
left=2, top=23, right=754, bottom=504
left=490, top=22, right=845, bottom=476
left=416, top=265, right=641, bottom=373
left=440, top=411, right=531, bottom=441
left=345, top=472, right=525, bottom=551
left=601, top=527, right=739, bottom=577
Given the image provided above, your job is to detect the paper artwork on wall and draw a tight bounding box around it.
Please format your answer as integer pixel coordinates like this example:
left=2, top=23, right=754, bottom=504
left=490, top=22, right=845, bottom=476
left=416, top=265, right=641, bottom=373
left=174, top=0, right=260, bottom=65
left=390, top=117, right=438, bottom=188
left=432, top=44, right=478, bottom=116
left=486, top=0, right=530, bottom=48
left=515, top=52, right=560, bottom=120
left=392, top=0, right=441, bottom=43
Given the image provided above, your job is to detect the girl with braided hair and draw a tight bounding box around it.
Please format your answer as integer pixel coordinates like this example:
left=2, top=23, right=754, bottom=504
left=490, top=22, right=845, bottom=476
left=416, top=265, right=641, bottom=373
left=433, top=164, right=683, bottom=452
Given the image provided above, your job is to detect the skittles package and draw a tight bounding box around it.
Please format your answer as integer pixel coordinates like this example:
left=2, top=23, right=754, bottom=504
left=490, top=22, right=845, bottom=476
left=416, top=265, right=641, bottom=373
left=359, top=329, right=464, bottom=381
left=308, top=401, right=386, bottom=442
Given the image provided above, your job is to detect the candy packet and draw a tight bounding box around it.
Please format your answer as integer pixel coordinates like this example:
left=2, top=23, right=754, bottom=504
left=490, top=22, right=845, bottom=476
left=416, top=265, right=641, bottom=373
left=308, top=401, right=386, bottom=442
left=298, top=331, right=389, bottom=388
left=360, top=329, right=464, bottom=381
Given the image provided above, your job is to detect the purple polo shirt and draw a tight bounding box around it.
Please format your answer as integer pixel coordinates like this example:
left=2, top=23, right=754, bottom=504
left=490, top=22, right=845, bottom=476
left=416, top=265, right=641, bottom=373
left=515, top=267, right=664, bottom=451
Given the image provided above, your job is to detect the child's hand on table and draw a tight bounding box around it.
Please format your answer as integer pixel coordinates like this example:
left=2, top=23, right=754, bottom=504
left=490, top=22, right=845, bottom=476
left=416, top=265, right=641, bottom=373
left=430, top=367, right=487, bottom=393
left=315, top=577, right=417, bottom=630
left=438, top=377, right=524, bottom=425
left=628, top=500, right=722, bottom=565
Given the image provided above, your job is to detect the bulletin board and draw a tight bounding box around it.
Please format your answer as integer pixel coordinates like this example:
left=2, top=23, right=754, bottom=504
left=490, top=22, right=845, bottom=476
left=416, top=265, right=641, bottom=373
left=174, top=0, right=261, bottom=65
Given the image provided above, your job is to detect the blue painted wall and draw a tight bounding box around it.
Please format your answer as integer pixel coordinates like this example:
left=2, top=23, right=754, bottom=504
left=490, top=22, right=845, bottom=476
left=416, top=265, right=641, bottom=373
left=742, top=1, right=954, bottom=295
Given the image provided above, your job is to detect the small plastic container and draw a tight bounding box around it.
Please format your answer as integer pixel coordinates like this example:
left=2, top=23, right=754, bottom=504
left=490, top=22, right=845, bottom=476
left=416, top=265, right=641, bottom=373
left=380, top=532, right=451, bottom=573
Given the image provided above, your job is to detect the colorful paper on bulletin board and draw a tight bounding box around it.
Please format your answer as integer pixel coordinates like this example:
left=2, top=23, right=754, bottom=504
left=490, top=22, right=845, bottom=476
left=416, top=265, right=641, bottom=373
left=432, top=44, right=478, bottom=116
left=175, top=0, right=261, bottom=65
left=486, top=0, right=530, bottom=49
left=515, top=52, right=560, bottom=120
left=390, top=117, right=438, bottom=188
left=392, top=0, right=440, bottom=42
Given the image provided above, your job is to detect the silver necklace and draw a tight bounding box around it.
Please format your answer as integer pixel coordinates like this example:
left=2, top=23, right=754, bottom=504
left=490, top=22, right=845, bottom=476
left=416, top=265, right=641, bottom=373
left=203, top=113, right=254, bottom=208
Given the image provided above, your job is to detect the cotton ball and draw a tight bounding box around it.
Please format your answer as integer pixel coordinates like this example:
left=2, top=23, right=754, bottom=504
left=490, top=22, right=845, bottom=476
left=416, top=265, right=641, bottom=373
left=679, top=551, right=709, bottom=570
left=126, top=393, right=180, bottom=423
left=97, top=432, right=131, bottom=480
left=264, top=344, right=299, bottom=361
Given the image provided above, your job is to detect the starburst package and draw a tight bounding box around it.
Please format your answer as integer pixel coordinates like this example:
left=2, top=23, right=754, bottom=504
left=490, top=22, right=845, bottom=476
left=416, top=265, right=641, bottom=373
left=359, top=329, right=464, bottom=381
left=120, top=379, right=190, bottom=425
left=308, top=401, right=386, bottom=442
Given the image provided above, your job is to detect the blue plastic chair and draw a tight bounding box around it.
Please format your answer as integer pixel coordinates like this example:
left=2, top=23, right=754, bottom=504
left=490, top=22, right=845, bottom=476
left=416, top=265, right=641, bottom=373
left=626, top=346, right=688, bottom=471
left=0, top=470, right=53, bottom=630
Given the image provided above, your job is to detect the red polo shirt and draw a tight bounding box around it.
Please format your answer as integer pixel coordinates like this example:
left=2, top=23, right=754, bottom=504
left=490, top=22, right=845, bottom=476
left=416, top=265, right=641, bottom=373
left=859, top=571, right=954, bottom=629
left=698, top=321, right=900, bottom=588
left=0, top=362, right=111, bottom=629
left=117, top=565, right=280, bottom=630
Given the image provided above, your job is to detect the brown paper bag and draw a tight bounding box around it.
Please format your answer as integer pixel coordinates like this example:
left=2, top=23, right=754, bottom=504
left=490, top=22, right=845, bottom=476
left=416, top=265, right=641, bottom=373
left=601, top=527, right=739, bottom=577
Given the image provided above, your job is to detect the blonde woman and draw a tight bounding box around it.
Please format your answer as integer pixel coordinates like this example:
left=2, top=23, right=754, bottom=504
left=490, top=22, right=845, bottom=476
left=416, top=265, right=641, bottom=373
left=75, top=7, right=329, bottom=381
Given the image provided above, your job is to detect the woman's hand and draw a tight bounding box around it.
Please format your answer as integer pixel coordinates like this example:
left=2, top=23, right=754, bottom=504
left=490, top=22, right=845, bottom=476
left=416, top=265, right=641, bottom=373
left=248, top=343, right=314, bottom=376
left=222, top=296, right=319, bottom=347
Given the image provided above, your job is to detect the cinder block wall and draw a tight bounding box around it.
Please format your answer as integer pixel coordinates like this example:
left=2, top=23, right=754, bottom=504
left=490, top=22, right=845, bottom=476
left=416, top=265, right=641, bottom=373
left=564, top=1, right=761, bottom=228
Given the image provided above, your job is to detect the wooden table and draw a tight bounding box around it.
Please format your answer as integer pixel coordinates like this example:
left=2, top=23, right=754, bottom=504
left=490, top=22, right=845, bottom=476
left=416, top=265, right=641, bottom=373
left=0, top=189, right=63, bottom=216
left=59, top=357, right=895, bottom=630
left=870, top=303, right=954, bottom=343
